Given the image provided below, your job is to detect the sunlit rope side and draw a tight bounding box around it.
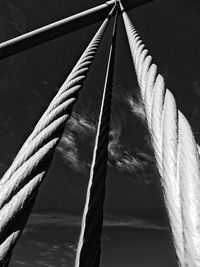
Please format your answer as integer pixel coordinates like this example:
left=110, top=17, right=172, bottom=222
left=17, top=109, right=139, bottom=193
left=75, top=8, right=118, bottom=267
left=0, top=6, right=116, bottom=266
left=120, top=3, right=200, bottom=267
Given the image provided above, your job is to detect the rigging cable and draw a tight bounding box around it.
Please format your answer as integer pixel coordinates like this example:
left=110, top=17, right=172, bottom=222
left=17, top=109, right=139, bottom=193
left=120, top=2, right=200, bottom=267
left=0, top=5, right=116, bottom=266
left=75, top=5, right=118, bottom=267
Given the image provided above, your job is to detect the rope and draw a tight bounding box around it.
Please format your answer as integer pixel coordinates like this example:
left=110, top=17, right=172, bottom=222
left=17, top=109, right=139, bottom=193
left=75, top=6, right=118, bottom=267
left=120, top=3, right=200, bottom=267
left=0, top=6, right=116, bottom=266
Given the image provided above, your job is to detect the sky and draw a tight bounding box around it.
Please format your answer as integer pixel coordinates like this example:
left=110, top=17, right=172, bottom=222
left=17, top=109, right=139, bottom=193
left=0, top=0, right=200, bottom=266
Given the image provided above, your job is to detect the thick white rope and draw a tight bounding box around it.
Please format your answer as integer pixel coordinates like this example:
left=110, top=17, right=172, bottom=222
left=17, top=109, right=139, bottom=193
left=0, top=6, right=116, bottom=266
left=75, top=7, right=118, bottom=267
left=120, top=3, right=200, bottom=267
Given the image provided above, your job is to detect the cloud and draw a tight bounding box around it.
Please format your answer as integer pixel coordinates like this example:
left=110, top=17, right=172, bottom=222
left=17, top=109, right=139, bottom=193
left=57, top=112, right=96, bottom=174
left=34, top=261, right=52, bottom=267
left=109, top=88, right=154, bottom=180
left=58, top=133, right=85, bottom=173
left=108, top=114, right=153, bottom=180
left=122, top=91, right=146, bottom=122
left=112, top=85, right=146, bottom=120
left=108, top=126, right=150, bottom=175
left=26, top=213, right=167, bottom=231
left=13, top=260, right=27, bottom=266
left=25, top=213, right=82, bottom=228
left=57, top=88, right=155, bottom=181
left=13, top=213, right=167, bottom=266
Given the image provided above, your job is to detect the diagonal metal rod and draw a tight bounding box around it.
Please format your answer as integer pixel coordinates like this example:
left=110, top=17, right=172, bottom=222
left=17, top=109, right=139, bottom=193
left=75, top=6, right=118, bottom=267
left=0, top=0, right=153, bottom=60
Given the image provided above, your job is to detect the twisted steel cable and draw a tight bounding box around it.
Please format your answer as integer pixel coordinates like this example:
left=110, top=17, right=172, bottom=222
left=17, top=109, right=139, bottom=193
left=120, top=3, right=200, bottom=267
left=75, top=7, right=118, bottom=267
left=0, top=6, right=116, bottom=266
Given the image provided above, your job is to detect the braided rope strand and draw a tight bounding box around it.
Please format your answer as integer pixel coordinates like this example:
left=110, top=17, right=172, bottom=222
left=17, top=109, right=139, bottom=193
left=0, top=6, right=116, bottom=266
left=120, top=3, right=200, bottom=267
left=75, top=7, right=118, bottom=267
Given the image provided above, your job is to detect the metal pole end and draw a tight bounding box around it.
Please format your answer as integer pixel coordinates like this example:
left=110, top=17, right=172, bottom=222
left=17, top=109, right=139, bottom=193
left=118, top=0, right=125, bottom=13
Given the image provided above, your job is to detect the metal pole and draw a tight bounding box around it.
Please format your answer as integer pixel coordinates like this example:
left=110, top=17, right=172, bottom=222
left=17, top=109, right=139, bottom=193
left=0, top=0, right=154, bottom=60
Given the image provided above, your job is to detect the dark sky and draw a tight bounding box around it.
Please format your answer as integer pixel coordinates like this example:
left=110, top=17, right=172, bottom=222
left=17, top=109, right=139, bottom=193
left=0, top=0, right=200, bottom=226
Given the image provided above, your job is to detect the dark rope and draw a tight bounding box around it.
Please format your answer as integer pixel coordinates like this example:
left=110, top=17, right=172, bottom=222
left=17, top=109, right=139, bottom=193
left=75, top=6, right=118, bottom=267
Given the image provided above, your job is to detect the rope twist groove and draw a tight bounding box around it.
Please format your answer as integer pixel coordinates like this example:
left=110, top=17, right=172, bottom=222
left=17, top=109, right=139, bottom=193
left=0, top=6, right=116, bottom=266
left=120, top=3, right=200, bottom=267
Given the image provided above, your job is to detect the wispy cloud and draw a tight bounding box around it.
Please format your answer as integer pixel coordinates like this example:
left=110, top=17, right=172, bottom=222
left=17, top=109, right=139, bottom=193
left=57, top=112, right=96, bottom=173
left=57, top=88, right=155, bottom=181
left=117, top=89, right=146, bottom=122
left=108, top=125, right=152, bottom=177
left=13, top=260, right=27, bottom=266
left=107, top=88, right=154, bottom=179
left=34, top=260, right=52, bottom=267
left=26, top=213, right=167, bottom=231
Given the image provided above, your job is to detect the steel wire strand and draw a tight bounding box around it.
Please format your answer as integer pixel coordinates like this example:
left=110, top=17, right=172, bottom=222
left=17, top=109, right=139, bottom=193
left=0, top=6, right=116, bottom=266
left=75, top=8, right=118, bottom=267
left=120, top=3, right=200, bottom=267
left=122, top=10, right=183, bottom=265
